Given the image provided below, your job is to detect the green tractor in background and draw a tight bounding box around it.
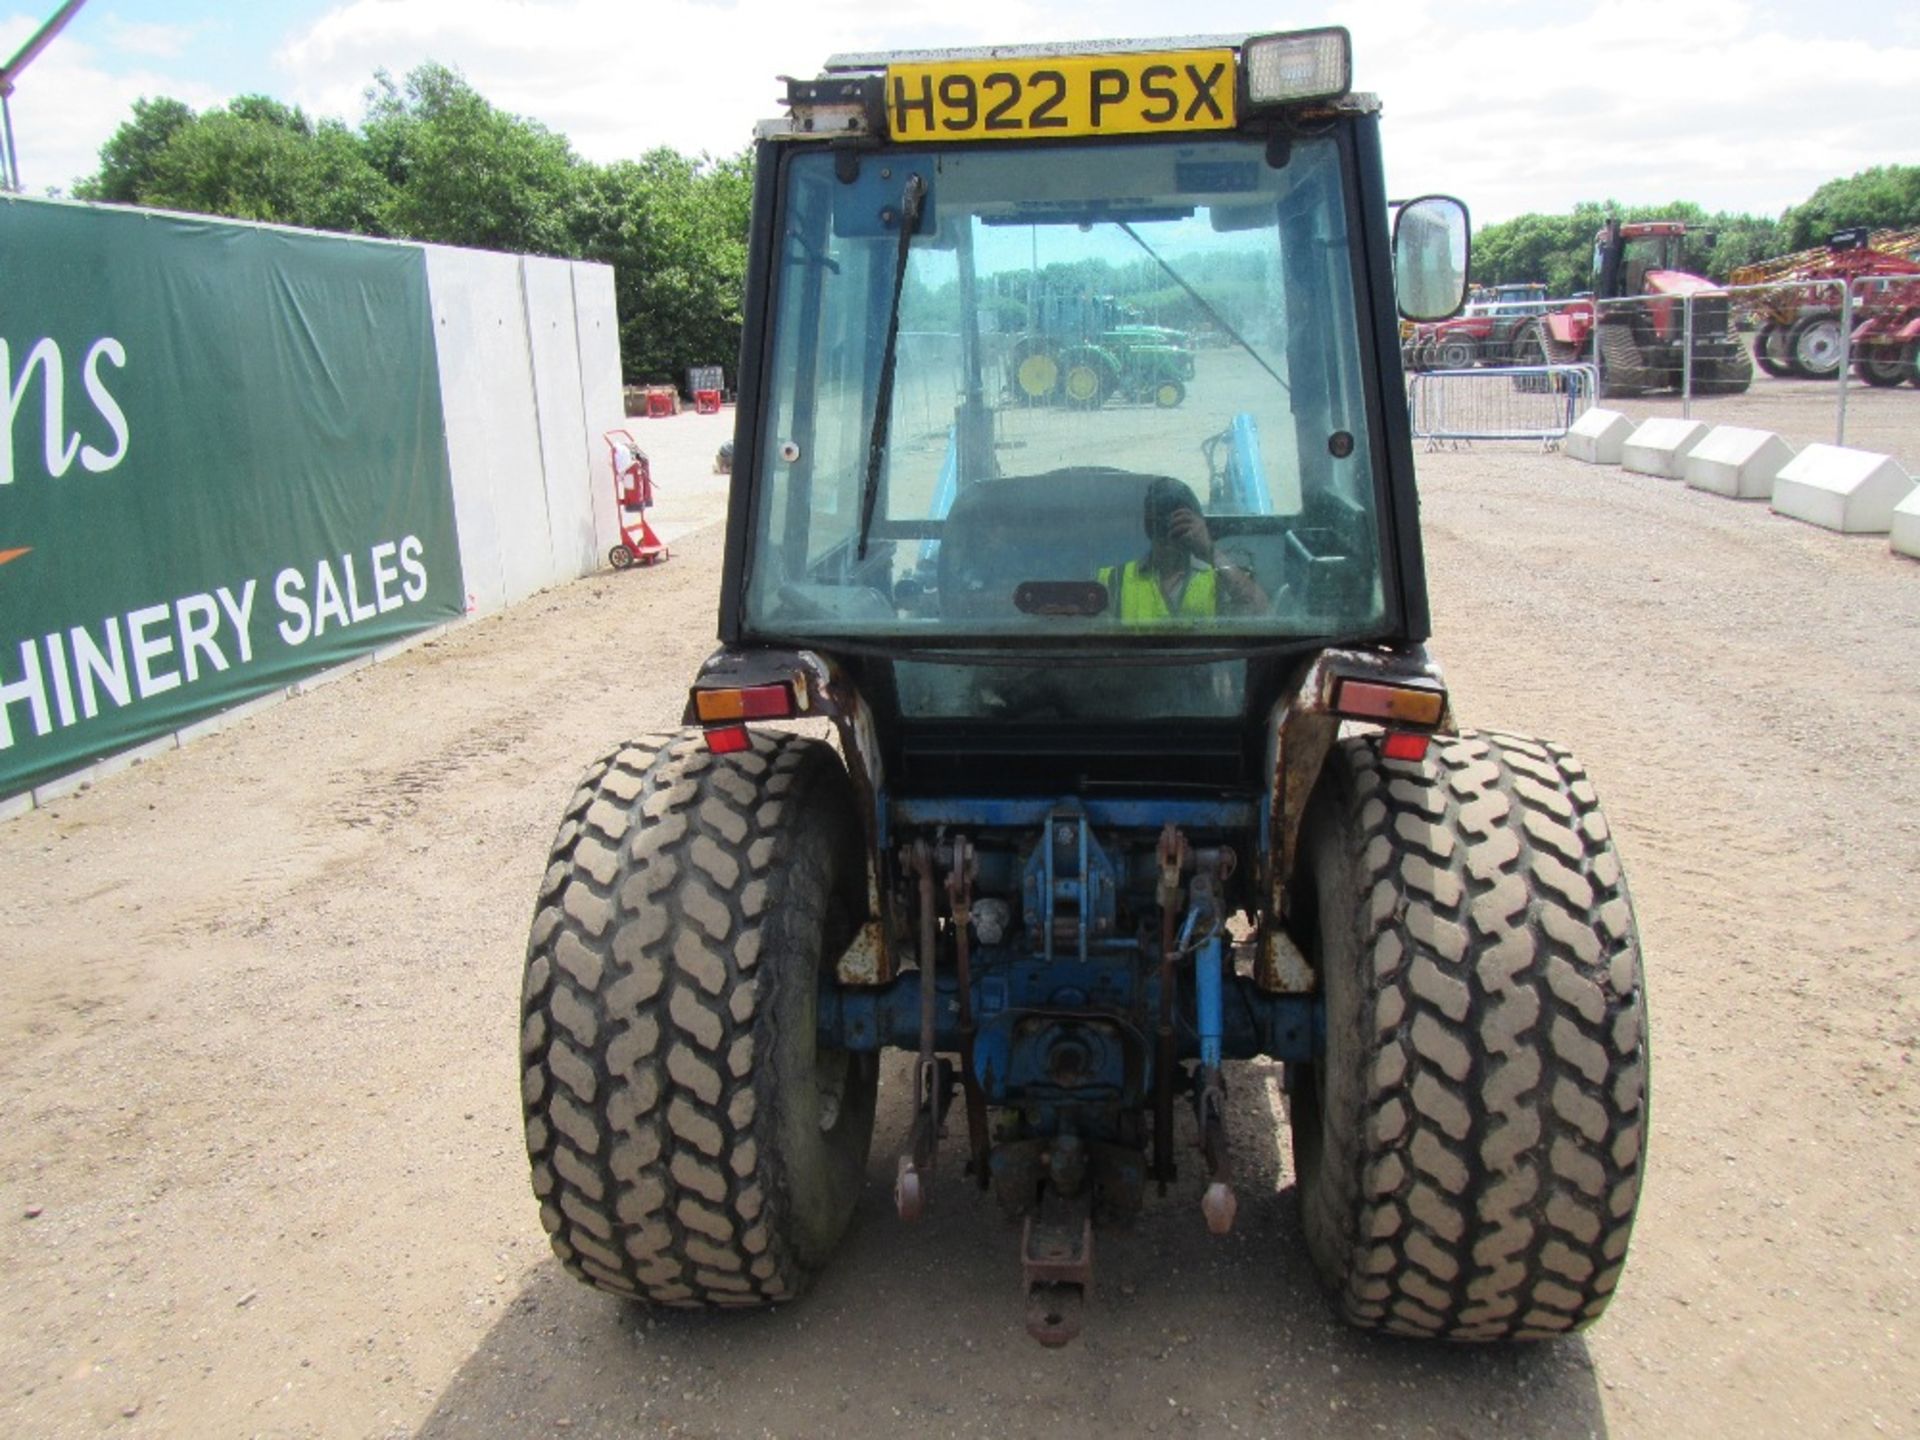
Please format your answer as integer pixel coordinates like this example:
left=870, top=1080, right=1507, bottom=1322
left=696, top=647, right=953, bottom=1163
left=1007, top=286, right=1197, bottom=409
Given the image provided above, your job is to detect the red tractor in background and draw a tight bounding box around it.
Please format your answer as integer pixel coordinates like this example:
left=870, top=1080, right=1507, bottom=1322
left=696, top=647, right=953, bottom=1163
left=1510, top=218, right=1751, bottom=396
left=1403, top=282, right=1548, bottom=369
left=1730, top=227, right=1920, bottom=385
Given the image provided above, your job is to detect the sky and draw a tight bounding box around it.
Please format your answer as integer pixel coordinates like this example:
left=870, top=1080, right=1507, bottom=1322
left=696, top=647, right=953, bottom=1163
left=3, top=0, right=1917, bottom=226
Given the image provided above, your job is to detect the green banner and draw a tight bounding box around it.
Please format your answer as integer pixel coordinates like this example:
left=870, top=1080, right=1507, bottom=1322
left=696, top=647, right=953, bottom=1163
left=2, top=199, right=464, bottom=799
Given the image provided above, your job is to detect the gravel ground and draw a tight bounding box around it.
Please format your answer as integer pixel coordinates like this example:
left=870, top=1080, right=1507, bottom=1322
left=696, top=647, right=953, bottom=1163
left=1, top=408, right=1915, bottom=1439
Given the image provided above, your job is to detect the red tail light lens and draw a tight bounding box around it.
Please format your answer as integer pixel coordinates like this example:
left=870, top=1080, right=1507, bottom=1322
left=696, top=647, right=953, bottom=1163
left=1382, top=730, right=1431, bottom=762
left=705, top=724, right=752, bottom=755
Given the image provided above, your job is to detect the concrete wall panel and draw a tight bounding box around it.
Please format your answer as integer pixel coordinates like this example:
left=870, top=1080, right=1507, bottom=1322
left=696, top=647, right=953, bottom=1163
left=426, top=245, right=550, bottom=612
left=520, top=256, right=596, bottom=580
left=572, top=262, right=626, bottom=557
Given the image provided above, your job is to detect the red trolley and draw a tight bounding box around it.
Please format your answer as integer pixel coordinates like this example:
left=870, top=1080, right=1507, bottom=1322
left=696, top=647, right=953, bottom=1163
left=604, top=429, right=668, bottom=569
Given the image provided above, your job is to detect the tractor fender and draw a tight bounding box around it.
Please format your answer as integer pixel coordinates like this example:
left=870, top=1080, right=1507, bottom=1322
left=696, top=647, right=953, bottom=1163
left=1257, top=644, right=1455, bottom=990
left=688, top=646, right=901, bottom=984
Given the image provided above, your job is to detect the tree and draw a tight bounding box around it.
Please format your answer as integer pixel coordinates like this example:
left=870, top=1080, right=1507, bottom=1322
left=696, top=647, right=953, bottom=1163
left=1473, top=201, right=1785, bottom=290
left=75, top=96, right=193, bottom=203
left=571, top=147, right=752, bottom=384
left=138, top=107, right=388, bottom=233
left=1780, top=166, right=1920, bottom=250
left=362, top=64, right=578, bottom=255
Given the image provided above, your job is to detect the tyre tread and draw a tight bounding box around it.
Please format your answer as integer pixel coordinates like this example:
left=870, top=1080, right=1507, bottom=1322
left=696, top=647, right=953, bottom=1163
left=521, top=729, right=858, bottom=1307
left=1305, top=730, right=1649, bottom=1340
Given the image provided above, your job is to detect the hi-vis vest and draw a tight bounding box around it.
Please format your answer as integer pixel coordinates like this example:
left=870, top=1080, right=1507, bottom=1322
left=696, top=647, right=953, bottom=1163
left=1098, top=558, right=1216, bottom=621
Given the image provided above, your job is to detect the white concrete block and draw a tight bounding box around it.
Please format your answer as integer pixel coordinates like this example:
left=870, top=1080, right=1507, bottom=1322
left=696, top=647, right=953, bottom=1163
left=1, top=790, right=36, bottom=822
left=1565, top=408, right=1635, bottom=465
left=1891, top=485, right=1920, bottom=560
left=1684, top=426, right=1794, bottom=499
left=1771, top=445, right=1915, bottom=534
left=1621, top=418, right=1708, bottom=479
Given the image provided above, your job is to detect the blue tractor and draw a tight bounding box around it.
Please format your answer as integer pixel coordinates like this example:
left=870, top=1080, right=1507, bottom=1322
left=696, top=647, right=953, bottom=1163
left=520, top=28, right=1649, bottom=1346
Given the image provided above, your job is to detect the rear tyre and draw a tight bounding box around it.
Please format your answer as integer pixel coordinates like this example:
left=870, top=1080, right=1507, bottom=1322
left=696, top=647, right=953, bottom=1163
left=521, top=729, right=878, bottom=1307
left=1854, top=348, right=1910, bottom=387
left=1436, top=335, right=1479, bottom=369
left=609, top=544, right=636, bottom=570
left=1786, top=311, right=1843, bottom=380
left=1753, top=323, right=1793, bottom=378
left=1061, top=350, right=1114, bottom=409
left=1012, top=341, right=1062, bottom=404
left=1290, top=731, right=1649, bottom=1340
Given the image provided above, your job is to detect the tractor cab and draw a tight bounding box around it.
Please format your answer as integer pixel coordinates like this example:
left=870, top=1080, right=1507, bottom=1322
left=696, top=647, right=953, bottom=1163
left=520, top=27, right=1650, bottom=1355
left=717, top=33, right=1469, bottom=789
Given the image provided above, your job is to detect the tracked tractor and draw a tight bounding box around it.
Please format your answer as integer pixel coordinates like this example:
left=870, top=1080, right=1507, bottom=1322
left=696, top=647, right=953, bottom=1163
left=1513, top=218, right=1750, bottom=396
left=520, top=27, right=1650, bottom=1347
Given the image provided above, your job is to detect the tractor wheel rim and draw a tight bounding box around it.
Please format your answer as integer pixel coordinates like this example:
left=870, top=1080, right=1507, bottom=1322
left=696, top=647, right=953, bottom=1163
left=1017, top=354, right=1058, bottom=396
left=1066, top=367, right=1099, bottom=401
left=1800, top=321, right=1842, bottom=369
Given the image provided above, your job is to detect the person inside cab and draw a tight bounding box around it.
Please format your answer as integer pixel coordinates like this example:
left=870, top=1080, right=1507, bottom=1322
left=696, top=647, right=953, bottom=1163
left=1100, top=478, right=1267, bottom=621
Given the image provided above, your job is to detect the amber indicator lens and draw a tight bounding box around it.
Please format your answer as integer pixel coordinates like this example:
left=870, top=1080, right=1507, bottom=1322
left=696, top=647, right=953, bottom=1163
left=693, top=683, right=794, bottom=723
left=1334, top=678, right=1446, bottom=726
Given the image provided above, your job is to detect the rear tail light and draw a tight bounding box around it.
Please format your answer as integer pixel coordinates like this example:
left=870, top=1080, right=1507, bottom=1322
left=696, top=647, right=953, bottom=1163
left=693, top=683, right=794, bottom=723
left=1332, top=678, right=1446, bottom=727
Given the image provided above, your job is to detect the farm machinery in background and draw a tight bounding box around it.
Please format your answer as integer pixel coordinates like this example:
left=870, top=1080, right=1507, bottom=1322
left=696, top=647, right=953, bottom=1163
left=1401, top=282, right=1548, bottom=370
left=1731, top=227, right=1920, bottom=387
left=1004, top=282, right=1197, bottom=409
left=1507, top=219, right=1751, bottom=397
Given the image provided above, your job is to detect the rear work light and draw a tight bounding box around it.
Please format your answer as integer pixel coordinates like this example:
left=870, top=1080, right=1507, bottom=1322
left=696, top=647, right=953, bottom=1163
left=693, top=683, right=795, bottom=723
left=1332, top=677, right=1446, bottom=727
left=1242, top=27, right=1351, bottom=107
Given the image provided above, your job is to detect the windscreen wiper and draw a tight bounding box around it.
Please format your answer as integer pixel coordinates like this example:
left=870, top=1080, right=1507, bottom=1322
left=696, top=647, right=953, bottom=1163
left=855, top=172, right=926, bottom=563
left=1118, top=221, right=1290, bottom=396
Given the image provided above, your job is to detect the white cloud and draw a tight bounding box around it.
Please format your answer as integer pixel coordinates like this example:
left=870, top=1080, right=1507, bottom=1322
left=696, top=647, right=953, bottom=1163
left=274, top=0, right=1053, bottom=161
left=99, top=18, right=203, bottom=60
left=0, top=15, right=225, bottom=193
left=7, top=1, right=1918, bottom=218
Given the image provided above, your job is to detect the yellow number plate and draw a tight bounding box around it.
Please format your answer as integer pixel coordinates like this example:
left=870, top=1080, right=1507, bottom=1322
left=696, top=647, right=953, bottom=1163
left=886, top=51, right=1237, bottom=143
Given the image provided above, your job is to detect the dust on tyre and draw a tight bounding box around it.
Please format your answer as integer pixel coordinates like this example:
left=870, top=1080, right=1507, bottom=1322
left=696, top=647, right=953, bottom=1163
left=521, top=728, right=878, bottom=1306
left=1289, top=730, right=1649, bottom=1340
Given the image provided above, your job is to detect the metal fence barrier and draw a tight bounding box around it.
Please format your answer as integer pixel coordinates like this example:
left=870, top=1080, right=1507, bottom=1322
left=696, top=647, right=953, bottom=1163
left=1590, top=275, right=1920, bottom=447
left=1407, top=365, right=1598, bottom=449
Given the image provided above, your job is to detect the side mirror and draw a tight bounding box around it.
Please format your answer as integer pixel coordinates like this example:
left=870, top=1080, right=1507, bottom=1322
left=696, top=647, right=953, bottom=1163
left=1392, top=195, right=1471, bottom=321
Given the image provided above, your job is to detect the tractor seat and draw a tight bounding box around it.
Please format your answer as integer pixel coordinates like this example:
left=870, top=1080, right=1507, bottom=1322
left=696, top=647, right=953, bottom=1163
left=938, top=468, right=1163, bottom=620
